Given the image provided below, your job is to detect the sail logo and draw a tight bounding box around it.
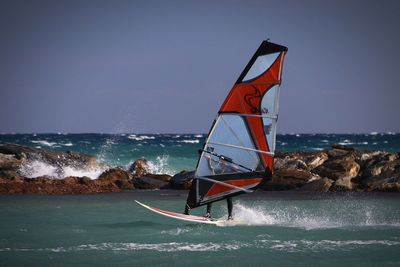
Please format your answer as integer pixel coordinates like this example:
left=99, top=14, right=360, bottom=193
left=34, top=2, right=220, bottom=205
left=244, top=86, right=262, bottom=113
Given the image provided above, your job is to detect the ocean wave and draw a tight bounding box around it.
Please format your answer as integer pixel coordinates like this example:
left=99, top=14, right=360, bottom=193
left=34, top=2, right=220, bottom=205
left=127, top=135, right=155, bottom=141
left=147, top=155, right=175, bottom=175
left=2, top=239, right=399, bottom=253
left=18, top=159, right=105, bottom=179
left=31, top=140, right=57, bottom=147
left=178, top=139, right=200, bottom=144
left=63, top=142, right=74, bottom=147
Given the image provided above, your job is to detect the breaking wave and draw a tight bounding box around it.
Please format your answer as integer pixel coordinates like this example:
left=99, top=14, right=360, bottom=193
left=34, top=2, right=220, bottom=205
left=18, top=160, right=105, bottom=179
left=147, top=155, right=175, bottom=176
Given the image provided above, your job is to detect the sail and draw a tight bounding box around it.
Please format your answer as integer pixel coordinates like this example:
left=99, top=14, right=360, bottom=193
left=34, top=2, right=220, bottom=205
left=186, top=40, right=288, bottom=209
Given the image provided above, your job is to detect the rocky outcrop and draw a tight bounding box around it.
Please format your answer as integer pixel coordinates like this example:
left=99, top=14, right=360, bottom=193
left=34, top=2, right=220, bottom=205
left=0, top=143, right=103, bottom=179
left=0, top=143, right=399, bottom=194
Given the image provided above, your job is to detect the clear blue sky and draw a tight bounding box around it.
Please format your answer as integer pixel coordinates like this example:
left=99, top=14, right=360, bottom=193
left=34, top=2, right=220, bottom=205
left=0, top=0, right=399, bottom=134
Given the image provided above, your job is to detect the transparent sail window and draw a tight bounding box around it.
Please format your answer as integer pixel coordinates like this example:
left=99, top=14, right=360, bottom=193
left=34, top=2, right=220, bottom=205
left=242, top=52, right=280, bottom=82
left=261, top=85, right=278, bottom=116
left=262, top=117, right=276, bottom=153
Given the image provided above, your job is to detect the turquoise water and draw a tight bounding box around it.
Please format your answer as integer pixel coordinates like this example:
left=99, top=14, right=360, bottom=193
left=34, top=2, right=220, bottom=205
left=1, top=191, right=399, bottom=266
left=1, top=133, right=399, bottom=175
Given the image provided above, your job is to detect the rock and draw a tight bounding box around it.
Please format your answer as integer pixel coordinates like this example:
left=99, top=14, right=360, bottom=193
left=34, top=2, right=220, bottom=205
left=145, top=173, right=172, bottom=182
left=303, top=152, right=329, bottom=170
left=331, top=143, right=355, bottom=151
left=299, top=177, right=333, bottom=192
left=171, top=171, right=195, bottom=189
left=327, top=148, right=350, bottom=158
left=133, top=176, right=169, bottom=189
left=362, top=160, right=400, bottom=191
left=313, top=153, right=360, bottom=182
left=274, top=151, right=328, bottom=171
left=98, top=168, right=134, bottom=190
left=260, top=169, right=313, bottom=190
left=0, top=153, right=25, bottom=170
left=274, top=156, right=307, bottom=171
left=331, top=177, right=354, bottom=191
left=129, top=158, right=150, bottom=176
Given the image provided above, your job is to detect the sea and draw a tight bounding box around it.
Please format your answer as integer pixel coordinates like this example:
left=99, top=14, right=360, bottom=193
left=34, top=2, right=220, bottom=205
left=0, top=133, right=399, bottom=266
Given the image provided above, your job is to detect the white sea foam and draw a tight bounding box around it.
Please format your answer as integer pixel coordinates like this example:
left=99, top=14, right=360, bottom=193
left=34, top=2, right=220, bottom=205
left=62, top=166, right=105, bottom=179
left=338, top=140, right=369, bottom=146
left=179, top=139, right=200, bottom=144
left=127, top=134, right=155, bottom=141
left=147, top=155, right=175, bottom=175
left=194, top=134, right=203, bottom=138
left=63, top=142, right=73, bottom=147
left=19, top=159, right=105, bottom=179
left=31, top=140, right=57, bottom=147
left=19, top=160, right=59, bottom=178
left=161, top=227, right=192, bottom=236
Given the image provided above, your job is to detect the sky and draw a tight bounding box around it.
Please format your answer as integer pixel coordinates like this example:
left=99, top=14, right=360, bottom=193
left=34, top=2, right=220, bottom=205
left=0, top=0, right=399, bottom=134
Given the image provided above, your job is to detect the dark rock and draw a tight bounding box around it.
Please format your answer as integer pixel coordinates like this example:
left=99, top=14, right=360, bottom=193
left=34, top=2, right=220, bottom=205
left=133, top=176, right=169, bottom=189
left=298, top=177, right=333, bottom=192
left=260, top=169, right=313, bottom=190
left=145, top=173, right=172, bottom=182
left=98, top=168, right=134, bottom=190
left=171, top=171, right=195, bottom=189
left=331, top=143, right=355, bottom=151
left=327, top=148, right=350, bottom=158
left=331, top=177, right=354, bottom=191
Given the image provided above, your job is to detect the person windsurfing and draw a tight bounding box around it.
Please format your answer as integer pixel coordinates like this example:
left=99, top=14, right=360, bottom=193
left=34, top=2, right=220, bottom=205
left=183, top=40, right=288, bottom=221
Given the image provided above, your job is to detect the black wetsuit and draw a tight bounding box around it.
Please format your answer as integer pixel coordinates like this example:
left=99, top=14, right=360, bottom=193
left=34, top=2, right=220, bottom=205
left=206, top=197, right=233, bottom=218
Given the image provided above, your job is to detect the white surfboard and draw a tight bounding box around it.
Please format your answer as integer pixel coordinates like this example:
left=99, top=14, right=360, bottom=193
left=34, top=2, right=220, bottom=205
left=134, top=200, right=225, bottom=225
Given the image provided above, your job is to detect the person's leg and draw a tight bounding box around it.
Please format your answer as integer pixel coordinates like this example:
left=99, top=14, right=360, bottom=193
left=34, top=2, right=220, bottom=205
left=184, top=204, right=190, bottom=215
left=227, top=197, right=233, bottom=219
left=183, top=179, right=197, bottom=215
left=203, top=203, right=212, bottom=218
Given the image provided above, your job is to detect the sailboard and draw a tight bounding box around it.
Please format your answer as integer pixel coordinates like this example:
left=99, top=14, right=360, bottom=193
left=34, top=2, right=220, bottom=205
left=185, top=40, right=288, bottom=210
left=134, top=200, right=224, bottom=225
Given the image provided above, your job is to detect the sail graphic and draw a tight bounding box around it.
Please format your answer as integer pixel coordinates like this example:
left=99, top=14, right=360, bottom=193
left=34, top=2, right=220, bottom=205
left=186, top=41, right=288, bottom=209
